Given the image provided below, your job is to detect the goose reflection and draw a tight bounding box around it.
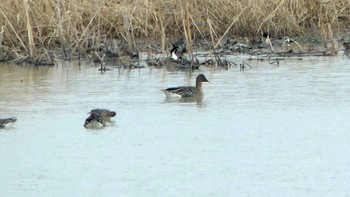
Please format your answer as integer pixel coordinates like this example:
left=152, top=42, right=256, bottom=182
left=163, top=95, right=204, bottom=105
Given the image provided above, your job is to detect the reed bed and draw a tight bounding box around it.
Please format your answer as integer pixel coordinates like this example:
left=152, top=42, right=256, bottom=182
left=0, top=0, right=349, bottom=59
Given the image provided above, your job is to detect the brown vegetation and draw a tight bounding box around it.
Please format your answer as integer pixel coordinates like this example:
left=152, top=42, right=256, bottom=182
left=0, top=0, right=349, bottom=63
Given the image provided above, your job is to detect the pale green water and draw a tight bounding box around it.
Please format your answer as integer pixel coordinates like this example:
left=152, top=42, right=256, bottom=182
left=1, top=56, right=350, bottom=197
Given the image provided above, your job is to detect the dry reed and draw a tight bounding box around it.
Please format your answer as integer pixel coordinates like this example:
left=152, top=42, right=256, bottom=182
left=0, top=0, right=349, bottom=57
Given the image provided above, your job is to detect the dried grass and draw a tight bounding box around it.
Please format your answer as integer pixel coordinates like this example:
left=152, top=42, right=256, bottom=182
left=0, top=0, right=349, bottom=56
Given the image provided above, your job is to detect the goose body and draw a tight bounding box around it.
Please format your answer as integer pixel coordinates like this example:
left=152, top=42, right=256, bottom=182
left=0, top=117, right=17, bottom=128
left=90, top=109, right=116, bottom=121
left=162, top=74, right=209, bottom=98
left=84, top=109, right=116, bottom=129
left=163, top=86, right=201, bottom=98
left=84, top=112, right=106, bottom=129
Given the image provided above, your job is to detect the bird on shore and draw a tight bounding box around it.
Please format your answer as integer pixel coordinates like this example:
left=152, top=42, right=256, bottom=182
left=159, top=43, right=192, bottom=70
left=170, top=43, right=187, bottom=60
left=343, top=42, right=350, bottom=58
left=0, top=117, right=17, bottom=128
left=161, top=74, right=209, bottom=98
left=170, top=43, right=179, bottom=60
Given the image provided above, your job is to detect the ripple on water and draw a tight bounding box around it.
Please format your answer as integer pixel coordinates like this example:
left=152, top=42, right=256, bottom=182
left=1, top=57, right=350, bottom=196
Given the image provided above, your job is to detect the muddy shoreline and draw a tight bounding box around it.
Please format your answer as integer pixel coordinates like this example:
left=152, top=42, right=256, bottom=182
left=1, top=0, right=349, bottom=67
left=0, top=34, right=349, bottom=67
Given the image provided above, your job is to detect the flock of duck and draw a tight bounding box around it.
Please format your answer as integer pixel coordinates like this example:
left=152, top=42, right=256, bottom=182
left=0, top=73, right=209, bottom=130
left=2, top=37, right=349, bottom=129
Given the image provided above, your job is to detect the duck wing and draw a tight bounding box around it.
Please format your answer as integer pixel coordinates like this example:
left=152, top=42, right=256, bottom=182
left=0, top=117, right=17, bottom=127
left=91, top=109, right=116, bottom=118
left=164, top=86, right=199, bottom=97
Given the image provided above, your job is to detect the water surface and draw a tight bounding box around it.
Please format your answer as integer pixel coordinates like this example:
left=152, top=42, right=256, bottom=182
left=1, top=56, right=350, bottom=196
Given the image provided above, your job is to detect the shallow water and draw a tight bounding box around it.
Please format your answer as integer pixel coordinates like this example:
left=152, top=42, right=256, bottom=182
left=1, top=56, right=350, bottom=197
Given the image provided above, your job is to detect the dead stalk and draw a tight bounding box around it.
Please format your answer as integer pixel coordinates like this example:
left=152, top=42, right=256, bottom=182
left=0, top=0, right=348, bottom=56
left=0, top=9, right=28, bottom=51
left=0, top=26, right=4, bottom=50
left=23, top=0, right=36, bottom=57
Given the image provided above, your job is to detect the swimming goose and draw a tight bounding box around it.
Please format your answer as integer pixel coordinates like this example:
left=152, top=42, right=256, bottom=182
left=84, top=112, right=106, bottom=129
left=162, top=74, right=209, bottom=98
left=0, top=117, right=17, bottom=128
left=90, top=109, right=116, bottom=121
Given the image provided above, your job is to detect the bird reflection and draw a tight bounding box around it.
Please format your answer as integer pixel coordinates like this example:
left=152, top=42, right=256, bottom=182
left=163, top=95, right=204, bottom=105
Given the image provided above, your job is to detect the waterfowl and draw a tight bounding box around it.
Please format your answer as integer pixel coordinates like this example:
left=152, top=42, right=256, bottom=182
left=155, top=44, right=192, bottom=70
left=162, top=74, right=209, bottom=98
left=343, top=42, right=350, bottom=58
left=90, top=109, right=116, bottom=121
left=262, top=32, right=271, bottom=44
left=0, top=117, right=17, bottom=128
left=84, top=112, right=106, bottom=129
left=170, top=43, right=179, bottom=60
